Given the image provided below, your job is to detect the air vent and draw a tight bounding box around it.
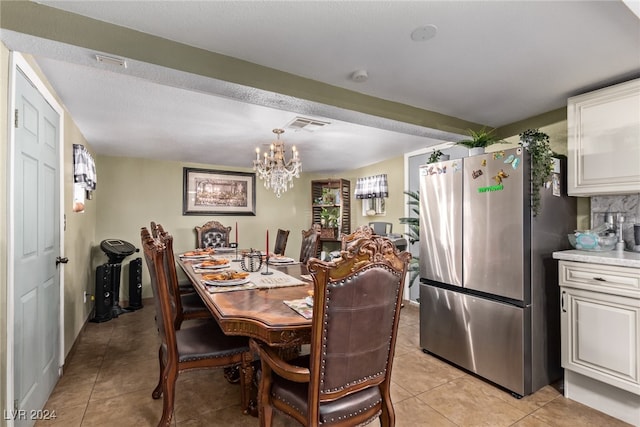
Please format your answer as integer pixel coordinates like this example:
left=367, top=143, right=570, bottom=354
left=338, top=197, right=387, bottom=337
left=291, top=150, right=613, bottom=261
left=285, top=117, right=330, bottom=132
left=95, top=54, right=127, bottom=68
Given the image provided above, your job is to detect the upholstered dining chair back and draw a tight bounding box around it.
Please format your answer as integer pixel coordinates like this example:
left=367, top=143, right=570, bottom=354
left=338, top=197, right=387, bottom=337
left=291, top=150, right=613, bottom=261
left=155, top=224, right=184, bottom=320
left=194, top=220, right=232, bottom=248
left=341, top=224, right=374, bottom=251
left=299, top=223, right=321, bottom=264
left=251, top=231, right=411, bottom=427
left=156, top=223, right=209, bottom=329
left=273, top=229, right=290, bottom=256
left=141, top=227, right=178, bottom=365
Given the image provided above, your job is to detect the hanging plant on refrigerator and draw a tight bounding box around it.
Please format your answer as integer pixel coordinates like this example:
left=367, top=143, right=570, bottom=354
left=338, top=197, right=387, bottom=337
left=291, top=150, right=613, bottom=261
left=519, top=128, right=554, bottom=217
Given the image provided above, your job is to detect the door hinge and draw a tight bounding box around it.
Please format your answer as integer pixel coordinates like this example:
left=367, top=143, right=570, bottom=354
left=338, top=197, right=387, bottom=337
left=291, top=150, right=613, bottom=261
left=14, top=109, right=18, bottom=128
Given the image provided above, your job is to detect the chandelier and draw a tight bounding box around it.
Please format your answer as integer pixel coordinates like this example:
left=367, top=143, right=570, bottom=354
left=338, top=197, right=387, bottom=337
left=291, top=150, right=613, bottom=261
left=253, top=129, right=302, bottom=198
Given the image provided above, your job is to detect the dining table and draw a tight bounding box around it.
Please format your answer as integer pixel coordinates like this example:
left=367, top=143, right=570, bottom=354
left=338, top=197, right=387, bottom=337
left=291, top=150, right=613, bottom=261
left=176, top=252, right=314, bottom=414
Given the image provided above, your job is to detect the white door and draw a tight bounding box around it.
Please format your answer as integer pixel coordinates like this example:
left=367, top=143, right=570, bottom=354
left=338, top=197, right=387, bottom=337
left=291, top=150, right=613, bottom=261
left=12, top=67, right=61, bottom=425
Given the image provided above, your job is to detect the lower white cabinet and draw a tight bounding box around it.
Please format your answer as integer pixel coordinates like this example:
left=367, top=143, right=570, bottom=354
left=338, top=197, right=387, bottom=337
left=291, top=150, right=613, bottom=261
left=559, top=260, right=640, bottom=425
left=561, top=287, right=639, bottom=394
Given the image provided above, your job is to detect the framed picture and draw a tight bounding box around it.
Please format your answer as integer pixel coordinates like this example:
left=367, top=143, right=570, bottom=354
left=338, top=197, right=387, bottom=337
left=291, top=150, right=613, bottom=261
left=183, top=168, right=256, bottom=215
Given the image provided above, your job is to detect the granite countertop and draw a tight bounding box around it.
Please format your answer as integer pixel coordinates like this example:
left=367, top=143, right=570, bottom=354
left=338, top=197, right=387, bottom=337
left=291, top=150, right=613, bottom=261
left=553, top=249, right=640, bottom=268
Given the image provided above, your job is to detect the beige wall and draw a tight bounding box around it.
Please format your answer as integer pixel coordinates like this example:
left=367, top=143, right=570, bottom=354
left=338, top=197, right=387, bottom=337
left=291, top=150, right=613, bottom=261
left=95, top=156, right=315, bottom=298
left=343, top=156, right=405, bottom=234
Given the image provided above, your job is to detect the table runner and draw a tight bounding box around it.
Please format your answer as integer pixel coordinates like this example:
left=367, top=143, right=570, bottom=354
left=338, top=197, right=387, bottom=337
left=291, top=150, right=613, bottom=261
left=201, top=268, right=307, bottom=293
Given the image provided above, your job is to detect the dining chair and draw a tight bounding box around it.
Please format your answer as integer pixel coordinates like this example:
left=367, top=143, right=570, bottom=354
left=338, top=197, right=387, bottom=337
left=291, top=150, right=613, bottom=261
left=299, top=223, right=321, bottom=264
left=151, top=221, right=194, bottom=295
left=140, top=227, right=252, bottom=427
left=194, top=220, right=232, bottom=248
left=369, top=221, right=393, bottom=236
left=155, top=223, right=211, bottom=329
left=273, top=229, right=290, bottom=256
left=251, top=231, right=411, bottom=427
left=341, top=224, right=374, bottom=250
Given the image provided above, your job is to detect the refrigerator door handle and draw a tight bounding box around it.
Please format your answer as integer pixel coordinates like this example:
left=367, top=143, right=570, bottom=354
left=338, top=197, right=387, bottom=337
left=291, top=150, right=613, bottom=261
left=561, top=291, right=566, bottom=313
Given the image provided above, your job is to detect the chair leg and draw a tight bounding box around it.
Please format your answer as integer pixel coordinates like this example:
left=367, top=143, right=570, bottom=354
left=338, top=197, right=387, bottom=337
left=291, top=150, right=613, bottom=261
left=258, top=362, right=274, bottom=427
left=158, top=363, right=178, bottom=427
left=152, top=346, right=164, bottom=399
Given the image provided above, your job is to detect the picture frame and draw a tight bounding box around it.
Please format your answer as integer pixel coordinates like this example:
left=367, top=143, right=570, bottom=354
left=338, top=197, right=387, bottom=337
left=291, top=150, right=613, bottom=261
left=183, top=168, right=256, bottom=215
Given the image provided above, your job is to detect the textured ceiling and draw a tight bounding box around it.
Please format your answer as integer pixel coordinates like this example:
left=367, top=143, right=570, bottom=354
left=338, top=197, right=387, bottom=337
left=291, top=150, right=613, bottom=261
left=3, top=1, right=639, bottom=172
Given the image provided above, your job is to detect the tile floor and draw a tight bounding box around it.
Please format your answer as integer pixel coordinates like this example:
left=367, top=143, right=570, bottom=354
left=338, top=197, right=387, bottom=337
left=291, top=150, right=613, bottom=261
left=37, top=300, right=631, bottom=427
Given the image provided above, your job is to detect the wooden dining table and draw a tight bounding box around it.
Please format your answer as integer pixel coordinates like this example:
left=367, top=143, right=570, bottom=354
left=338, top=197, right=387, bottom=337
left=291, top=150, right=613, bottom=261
left=177, top=256, right=314, bottom=414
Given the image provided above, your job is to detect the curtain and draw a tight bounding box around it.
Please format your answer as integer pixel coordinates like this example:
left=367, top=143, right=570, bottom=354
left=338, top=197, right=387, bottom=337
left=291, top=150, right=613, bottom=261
left=73, top=144, right=97, bottom=213
left=354, top=174, right=388, bottom=199
left=73, top=144, right=97, bottom=190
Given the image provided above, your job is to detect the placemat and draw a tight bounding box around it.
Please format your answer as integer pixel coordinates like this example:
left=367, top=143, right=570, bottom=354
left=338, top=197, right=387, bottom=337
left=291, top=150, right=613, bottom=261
left=202, top=268, right=306, bottom=293
left=283, top=299, right=313, bottom=319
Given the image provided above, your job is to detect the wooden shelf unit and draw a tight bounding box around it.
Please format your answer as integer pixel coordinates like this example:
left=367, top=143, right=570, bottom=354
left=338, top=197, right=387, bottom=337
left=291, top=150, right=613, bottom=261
left=311, top=179, right=351, bottom=256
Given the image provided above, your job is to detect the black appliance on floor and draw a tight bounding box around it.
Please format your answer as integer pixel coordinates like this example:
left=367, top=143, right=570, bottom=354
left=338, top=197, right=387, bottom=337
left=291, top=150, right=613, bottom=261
left=91, top=239, right=139, bottom=323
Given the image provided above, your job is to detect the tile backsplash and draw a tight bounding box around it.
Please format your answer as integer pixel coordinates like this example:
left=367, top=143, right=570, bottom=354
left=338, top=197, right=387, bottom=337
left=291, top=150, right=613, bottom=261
left=591, top=194, right=640, bottom=250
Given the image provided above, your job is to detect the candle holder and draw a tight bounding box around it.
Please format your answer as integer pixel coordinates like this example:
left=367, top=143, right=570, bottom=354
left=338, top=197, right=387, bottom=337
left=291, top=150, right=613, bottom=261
left=232, top=243, right=241, bottom=262
left=261, top=256, right=273, bottom=275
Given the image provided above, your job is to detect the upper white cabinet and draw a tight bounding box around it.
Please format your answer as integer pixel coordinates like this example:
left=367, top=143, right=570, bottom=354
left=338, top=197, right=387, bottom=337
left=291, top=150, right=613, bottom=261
left=567, top=79, right=640, bottom=196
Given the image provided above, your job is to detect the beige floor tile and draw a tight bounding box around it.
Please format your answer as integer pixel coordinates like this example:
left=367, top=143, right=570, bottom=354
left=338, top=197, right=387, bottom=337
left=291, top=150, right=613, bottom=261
left=176, top=405, right=258, bottom=426
left=89, top=355, right=159, bottom=401
left=394, top=396, right=458, bottom=427
left=34, top=403, right=86, bottom=427
left=44, top=375, right=95, bottom=410
left=417, top=376, right=528, bottom=426
left=395, top=323, right=420, bottom=350
left=511, top=414, right=555, bottom=427
left=526, top=397, right=634, bottom=427
left=172, top=369, right=245, bottom=421
left=81, top=387, right=167, bottom=427
left=390, top=380, right=415, bottom=404
left=392, top=349, right=466, bottom=395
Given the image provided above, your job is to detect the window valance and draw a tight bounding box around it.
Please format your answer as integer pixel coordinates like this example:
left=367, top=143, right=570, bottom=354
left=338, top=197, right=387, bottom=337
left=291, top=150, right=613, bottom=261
left=354, top=174, right=388, bottom=199
left=73, top=144, right=97, bottom=191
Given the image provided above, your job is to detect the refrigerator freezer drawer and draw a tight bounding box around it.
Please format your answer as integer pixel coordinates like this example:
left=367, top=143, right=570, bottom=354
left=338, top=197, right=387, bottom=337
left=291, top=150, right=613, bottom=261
left=420, top=283, right=527, bottom=396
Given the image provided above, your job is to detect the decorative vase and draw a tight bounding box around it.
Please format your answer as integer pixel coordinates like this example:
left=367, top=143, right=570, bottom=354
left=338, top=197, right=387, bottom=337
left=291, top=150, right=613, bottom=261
left=468, top=147, right=485, bottom=156
left=240, top=250, right=263, bottom=272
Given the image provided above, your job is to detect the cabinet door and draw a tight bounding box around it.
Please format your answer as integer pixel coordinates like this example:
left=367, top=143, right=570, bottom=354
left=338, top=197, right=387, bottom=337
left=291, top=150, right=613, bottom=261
left=567, top=79, right=640, bottom=196
left=561, top=287, right=640, bottom=395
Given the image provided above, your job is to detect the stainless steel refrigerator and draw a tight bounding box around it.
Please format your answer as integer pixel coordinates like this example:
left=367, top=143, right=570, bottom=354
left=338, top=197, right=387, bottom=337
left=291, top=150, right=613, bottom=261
left=418, top=147, right=576, bottom=397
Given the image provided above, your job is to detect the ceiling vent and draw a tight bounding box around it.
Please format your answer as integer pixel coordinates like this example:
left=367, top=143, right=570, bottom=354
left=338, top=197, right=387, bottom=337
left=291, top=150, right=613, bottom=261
left=285, top=117, right=330, bottom=132
left=95, top=54, right=127, bottom=68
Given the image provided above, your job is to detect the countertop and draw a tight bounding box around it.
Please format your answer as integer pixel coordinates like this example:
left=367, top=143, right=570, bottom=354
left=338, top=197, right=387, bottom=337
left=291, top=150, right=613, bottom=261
left=553, top=249, right=640, bottom=268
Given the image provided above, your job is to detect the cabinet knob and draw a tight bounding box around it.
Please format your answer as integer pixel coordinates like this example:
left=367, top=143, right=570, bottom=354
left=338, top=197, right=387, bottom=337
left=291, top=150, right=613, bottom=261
left=593, top=277, right=606, bottom=282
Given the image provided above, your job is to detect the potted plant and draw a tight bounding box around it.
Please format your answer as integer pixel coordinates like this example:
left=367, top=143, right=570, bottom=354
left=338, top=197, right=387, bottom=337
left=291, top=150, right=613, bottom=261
left=427, top=149, right=447, bottom=164
left=456, top=128, right=503, bottom=155
left=519, top=128, right=555, bottom=217
left=398, top=190, right=420, bottom=288
left=321, top=188, right=336, bottom=205
left=320, top=207, right=339, bottom=238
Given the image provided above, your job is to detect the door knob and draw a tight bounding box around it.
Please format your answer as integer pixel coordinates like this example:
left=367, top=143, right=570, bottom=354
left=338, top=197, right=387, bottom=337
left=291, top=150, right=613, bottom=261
left=56, top=256, right=69, bottom=266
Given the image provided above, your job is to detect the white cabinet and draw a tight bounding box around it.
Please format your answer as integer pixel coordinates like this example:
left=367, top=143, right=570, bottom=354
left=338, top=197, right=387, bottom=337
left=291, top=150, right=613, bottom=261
left=567, top=79, right=640, bottom=196
left=559, top=260, right=640, bottom=425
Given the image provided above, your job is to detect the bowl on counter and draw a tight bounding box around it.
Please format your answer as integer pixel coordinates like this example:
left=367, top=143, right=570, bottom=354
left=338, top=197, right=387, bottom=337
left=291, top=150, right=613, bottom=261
left=568, top=232, right=617, bottom=251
